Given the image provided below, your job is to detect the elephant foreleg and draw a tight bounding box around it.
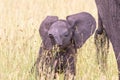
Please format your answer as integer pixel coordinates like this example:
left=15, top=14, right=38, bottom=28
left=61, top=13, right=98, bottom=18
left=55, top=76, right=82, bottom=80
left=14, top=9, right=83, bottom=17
left=64, top=54, right=76, bottom=80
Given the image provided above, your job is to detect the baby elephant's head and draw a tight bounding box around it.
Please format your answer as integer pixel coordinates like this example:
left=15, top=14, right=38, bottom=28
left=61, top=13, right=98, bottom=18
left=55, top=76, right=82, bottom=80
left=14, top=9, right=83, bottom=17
left=39, top=13, right=96, bottom=50
left=48, top=20, right=72, bottom=48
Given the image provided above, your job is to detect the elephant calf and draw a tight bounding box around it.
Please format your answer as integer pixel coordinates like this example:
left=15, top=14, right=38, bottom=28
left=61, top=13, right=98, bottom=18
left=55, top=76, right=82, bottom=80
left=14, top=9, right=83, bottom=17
left=36, top=12, right=96, bottom=80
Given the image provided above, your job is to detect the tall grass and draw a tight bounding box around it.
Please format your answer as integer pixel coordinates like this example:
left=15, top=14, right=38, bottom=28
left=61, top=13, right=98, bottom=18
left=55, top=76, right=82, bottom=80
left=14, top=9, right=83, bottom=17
left=0, top=0, right=118, bottom=80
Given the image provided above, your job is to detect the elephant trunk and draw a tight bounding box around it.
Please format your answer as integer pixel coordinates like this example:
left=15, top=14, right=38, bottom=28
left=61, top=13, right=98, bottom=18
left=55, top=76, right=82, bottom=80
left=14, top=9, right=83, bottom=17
left=49, top=34, right=62, bottom=46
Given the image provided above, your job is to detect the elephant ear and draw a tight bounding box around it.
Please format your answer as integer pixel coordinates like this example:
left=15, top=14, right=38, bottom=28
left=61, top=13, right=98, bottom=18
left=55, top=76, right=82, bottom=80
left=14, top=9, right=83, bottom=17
left=39, top=16, right=58, bottom=50
left=67, top=12, right=96, bottom=48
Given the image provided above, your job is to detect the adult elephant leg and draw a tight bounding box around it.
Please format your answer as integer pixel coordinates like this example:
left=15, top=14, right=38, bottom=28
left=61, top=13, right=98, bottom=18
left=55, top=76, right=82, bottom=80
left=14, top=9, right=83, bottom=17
left=94, top=14, right=109, bottom=72
left=117, top=57, right=120, bottom=80
left=113, top=49, right=120, bottom=80
left=112, top=43, right=120, bottom=80
left=95, top=0, right=120, bottom=79
left=95, top=13, right=104, bottom=65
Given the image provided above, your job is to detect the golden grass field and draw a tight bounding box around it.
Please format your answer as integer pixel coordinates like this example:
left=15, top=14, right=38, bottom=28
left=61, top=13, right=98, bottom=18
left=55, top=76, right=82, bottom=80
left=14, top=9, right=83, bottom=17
left=0, top=0, right=118, bottom=80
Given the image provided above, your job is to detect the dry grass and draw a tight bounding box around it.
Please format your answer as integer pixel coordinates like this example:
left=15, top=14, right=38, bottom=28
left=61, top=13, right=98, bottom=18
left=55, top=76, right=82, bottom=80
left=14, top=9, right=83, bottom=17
left=0, top=0, right=118, bottom=80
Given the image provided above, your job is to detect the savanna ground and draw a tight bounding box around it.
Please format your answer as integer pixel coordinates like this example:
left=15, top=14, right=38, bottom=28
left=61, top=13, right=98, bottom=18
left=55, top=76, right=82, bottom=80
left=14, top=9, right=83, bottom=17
left=0, top=0, right=118, bottom=80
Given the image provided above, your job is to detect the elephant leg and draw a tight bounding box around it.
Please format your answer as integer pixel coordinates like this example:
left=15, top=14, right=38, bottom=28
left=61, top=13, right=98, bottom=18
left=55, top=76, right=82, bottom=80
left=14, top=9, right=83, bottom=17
left=94, top=13, right=103, bottom=66
left=54, top=59, right=60, bottom=80
left=117, top=61, right=120, bottom=80
left=95, top=31, right=109, bottom=72
left=113, top=47, right=120, bottom=80
left=94, top=14, right=109, bottom=72
left=109, top=35, right=120, bottom=79
left=115, top=54, right=120, bottom=80
left=117, top=57, right=120, bottom=79
left=64, top=54, right=76, bottom=80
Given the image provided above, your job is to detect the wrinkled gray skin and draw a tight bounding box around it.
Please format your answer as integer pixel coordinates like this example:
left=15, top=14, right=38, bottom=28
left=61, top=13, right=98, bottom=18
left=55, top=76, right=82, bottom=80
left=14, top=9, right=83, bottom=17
left=39, top=16, right=58, bottom=50
left=67, top=12, right=96, bottom=48
left=48, top=20, right=73, bottom=48
left=95, top=0, right=120, bottom=79
left=38, top=12, right=96, bottom=79
left=40, top=12, right=96, bottom=50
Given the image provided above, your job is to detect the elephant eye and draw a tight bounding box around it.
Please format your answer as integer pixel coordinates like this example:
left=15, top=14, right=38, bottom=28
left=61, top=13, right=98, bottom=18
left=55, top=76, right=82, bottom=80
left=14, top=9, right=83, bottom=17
left=49, top=34, right=54, bottom=39
left=64, top=32, right=69, bottom=37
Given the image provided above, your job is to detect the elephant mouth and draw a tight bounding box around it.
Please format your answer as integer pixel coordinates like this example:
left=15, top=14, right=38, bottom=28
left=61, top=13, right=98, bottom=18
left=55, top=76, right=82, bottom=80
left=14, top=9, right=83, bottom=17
left=49, top=34, right=63, bottom=46
left=49, top=35, right=67, bottom=52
